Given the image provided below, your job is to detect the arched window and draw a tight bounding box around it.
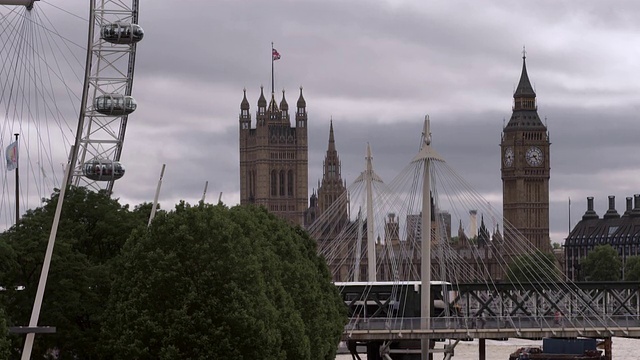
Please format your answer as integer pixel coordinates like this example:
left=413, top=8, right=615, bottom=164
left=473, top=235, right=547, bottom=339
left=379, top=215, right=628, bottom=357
left=288, top=170, right=294, bottom=196
left=271, top=170, right=277, bottom=196
left=279, top=170, right=285, bottom=196
left=253, top=170, right=257, bottom=196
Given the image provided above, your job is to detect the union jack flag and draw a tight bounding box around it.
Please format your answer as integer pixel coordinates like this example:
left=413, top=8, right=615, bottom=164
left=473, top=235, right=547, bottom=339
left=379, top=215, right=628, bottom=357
left=272, top=48, right=281, bottom=61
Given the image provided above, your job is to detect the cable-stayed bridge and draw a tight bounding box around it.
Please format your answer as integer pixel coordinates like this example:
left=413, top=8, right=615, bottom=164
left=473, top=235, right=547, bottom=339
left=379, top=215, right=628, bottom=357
left=308, top=117, right=639, bottom=360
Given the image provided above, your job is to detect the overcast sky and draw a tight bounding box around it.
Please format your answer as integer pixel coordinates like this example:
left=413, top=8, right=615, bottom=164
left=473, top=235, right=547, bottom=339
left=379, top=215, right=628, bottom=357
left=3, top=0, right=640, bottom=243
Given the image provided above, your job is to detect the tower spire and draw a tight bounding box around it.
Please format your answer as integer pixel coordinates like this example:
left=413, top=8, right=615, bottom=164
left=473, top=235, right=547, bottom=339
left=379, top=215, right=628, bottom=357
left=296, top=86, right=306, bottom=108
left=328, top=118, right=335, bottom=151
left=258, top=85, right=266, bottom=107
left=241, top=88, right=249, bottom=110
left=514, top=50, right=535, bottom=99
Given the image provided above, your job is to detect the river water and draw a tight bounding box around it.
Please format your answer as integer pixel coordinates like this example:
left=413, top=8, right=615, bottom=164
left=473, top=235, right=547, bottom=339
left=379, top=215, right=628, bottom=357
left=336, top=337, right=635, bottom=359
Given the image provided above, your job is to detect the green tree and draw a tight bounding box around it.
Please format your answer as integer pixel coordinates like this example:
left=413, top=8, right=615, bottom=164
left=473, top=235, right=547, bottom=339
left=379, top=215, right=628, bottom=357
left=581, top=244, right=622, bottom=281
left=507, top=251, right=559, bottom=283
left=624, top=255, right=640, bottom=281
left=101, top=203, right=346, bottom=360
left=0, top=308, right=9, bottom=360
left=0, top=187, right=150, bottom=359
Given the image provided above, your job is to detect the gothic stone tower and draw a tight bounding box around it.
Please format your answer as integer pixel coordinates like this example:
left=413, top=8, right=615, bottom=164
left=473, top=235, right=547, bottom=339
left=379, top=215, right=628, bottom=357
left=500, top=55, right=551, bottom=253
left=317, top=120, right=348, bottom=222
left=239, top=86, right=308, bottom=225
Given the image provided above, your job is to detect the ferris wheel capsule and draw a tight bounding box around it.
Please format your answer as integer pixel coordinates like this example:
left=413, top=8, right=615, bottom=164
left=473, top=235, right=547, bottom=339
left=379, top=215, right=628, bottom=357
left=101, top=23, right=144, bottom=44
left=94, top=94, right=137, bottom=116
left=82, top=159, right=125, bottom=181
left=0, top=0, right=38, bottom=9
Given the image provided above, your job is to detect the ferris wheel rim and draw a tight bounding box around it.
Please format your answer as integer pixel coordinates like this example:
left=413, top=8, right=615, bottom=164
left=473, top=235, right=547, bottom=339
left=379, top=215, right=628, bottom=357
left=68, top=0, right=142, bottom=193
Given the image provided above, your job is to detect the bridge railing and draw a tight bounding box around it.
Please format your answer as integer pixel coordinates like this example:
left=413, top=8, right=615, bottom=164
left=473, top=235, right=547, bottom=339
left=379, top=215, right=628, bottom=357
left=346, top=314, right=640, bottom=334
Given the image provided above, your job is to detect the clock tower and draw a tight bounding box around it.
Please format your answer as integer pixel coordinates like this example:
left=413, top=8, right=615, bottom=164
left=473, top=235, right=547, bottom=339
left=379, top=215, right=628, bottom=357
left=501, top=54, right=551, bottom=253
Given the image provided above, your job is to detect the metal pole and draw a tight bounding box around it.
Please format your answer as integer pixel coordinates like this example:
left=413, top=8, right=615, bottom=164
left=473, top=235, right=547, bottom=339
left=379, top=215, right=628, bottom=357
left=271, top=42, right=274, bottom=95
left=14, top=133, right=19, bottom=225
left=201, top=180, right=208, bottom=203
left=148, top=164, right=166, bottom=227
left=21, top=158, right=73, bottom=359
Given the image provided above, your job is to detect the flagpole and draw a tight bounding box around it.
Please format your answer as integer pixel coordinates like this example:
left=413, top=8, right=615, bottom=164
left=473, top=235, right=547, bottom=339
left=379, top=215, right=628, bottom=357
left=271, top=42, right=275, bottom=95
left=14, top=133, right=19, bottom=225
left=568, top=197, right=571, bottom=234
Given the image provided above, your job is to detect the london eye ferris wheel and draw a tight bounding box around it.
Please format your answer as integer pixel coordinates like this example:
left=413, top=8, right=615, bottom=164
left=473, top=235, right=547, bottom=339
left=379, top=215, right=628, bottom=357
left=0, top=0, right=143, bottom=227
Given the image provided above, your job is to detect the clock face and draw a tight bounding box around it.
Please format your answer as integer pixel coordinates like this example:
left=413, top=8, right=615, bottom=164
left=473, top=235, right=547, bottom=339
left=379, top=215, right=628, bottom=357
left=504, top=147, right=514, bottom=167
left=525, top=146, right=544, bottom=166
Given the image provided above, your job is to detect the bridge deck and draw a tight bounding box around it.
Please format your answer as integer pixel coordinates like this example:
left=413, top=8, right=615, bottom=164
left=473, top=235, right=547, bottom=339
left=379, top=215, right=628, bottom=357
left=344, top=316, right=640, bottom=341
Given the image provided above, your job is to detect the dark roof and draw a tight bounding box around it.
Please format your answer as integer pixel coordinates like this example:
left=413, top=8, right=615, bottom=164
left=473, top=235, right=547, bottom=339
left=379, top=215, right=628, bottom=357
left=297, top=87, right=306, bottom=108
left=505, top=55, right=546, bottom=131
left=505, top=110, right=546, bottom=130
left=241, top=88, right=249, bottom=110
left=565, top=198, right=640, bottom=247
left=328, top=120, right=335, bottom=152
left=514, top=56, right=536, bottom=98
left=280, top=90, right=288, bottom=111
left=258, top=86, right=267, bottom=107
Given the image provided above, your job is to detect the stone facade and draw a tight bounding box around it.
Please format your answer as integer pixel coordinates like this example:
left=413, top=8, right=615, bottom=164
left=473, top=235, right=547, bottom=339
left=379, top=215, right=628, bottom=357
left=501, top=55, right=551, bottom=253
left=238, top=87, right=308, bottom=225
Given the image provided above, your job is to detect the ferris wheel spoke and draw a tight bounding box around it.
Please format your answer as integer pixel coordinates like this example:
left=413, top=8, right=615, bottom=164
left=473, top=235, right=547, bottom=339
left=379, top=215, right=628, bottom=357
left=0, top=0, right=141, bottom=228
left=12, top=10, right=74, bottom=189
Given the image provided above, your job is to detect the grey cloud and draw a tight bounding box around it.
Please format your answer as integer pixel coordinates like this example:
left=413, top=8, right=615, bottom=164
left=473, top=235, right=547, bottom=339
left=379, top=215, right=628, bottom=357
left=4, top=0, right=640, bottom=244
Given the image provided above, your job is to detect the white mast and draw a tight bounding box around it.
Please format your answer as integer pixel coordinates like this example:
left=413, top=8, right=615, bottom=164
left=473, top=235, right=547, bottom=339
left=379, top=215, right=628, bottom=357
left=21, top=155, right=73, bottom=359
left=354, top=207, right=363, bottom=282
left=365, top=143, right=376, bottom=282
left=411, top=116, right=444, bottom=360
left=148, top=164, right=166, bottom=227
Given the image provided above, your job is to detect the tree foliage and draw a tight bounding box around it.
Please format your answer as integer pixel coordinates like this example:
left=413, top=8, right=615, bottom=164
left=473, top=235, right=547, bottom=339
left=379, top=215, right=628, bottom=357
left=101, top=203, right=346, bottom=360
left=0, top=308, right=9, bottom=359
left=624, top=256, right=640, bottom=281
left=0, top=190, right=344, bottom=359
left=0, top=187, right=151, bottom=359
left=507, top=251, right=559, bottom=283
left=581, top=244, right=621, bottom=281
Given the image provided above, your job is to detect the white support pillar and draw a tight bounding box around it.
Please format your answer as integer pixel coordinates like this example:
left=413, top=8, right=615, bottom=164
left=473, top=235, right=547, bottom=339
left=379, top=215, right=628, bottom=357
left=410, top=116, right=444, bottom=360
left=365, top=143, right=376, bottom=282
left=354, top=207, right=363, bottom=282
